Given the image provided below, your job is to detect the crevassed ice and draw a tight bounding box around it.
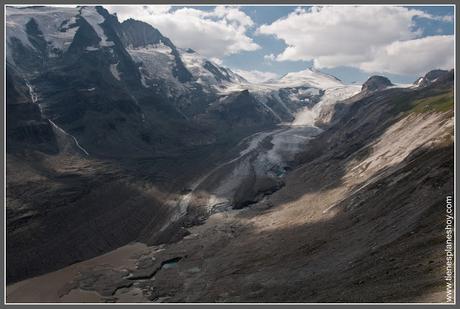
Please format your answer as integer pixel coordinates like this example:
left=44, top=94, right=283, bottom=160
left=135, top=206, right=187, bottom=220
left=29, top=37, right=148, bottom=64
left=292, top=85, right=361, bottom=126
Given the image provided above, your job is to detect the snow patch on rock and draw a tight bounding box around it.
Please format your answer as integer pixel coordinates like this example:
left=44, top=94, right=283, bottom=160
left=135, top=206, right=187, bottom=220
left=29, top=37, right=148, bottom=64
left=80, top=6, right=114, bottom=48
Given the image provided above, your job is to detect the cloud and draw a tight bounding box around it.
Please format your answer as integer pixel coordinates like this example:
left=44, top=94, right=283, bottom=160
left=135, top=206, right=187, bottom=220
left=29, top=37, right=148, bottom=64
left=435, top=14, right=454, bottom=23
left=360, top=35, right=454, bottom=75
left=264, top=54, right=276, bottom=61
left=106, top=5, right=260, bottom=58
left=142, top=5, right=172, bottom=15
left=257, top=6, right=454, bottom=75
left=234, top=69, right=278, bottom=83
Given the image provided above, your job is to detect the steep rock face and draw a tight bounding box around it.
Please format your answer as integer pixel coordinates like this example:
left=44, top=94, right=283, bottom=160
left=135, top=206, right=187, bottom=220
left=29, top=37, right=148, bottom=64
left=207, top=90, right=279, bottom=132
left=6, top=65, right=58, bottom=154
left=119, top=18, right=168, bottom=48
left=119, top=18, right=193, bottom=83
left=414, top=69, right=453, bottom=88
left=361, top=75, right=393, bottom=92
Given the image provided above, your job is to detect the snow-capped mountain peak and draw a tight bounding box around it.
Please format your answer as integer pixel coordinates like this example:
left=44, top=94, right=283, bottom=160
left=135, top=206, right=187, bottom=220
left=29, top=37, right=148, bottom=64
left=179, top=48, right=246, bottom=86
left=6, top=6, right=81, bottom=56
left=6, top=5, right=118, bottom=63
left=276, top=68, right=343, bottom=89
left=79, top=6, right=114, bottom=48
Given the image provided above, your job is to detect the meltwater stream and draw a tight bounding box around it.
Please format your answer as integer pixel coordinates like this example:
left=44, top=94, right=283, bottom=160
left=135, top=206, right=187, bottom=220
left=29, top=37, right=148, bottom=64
left=48, top=119, right=90, bottom=156
left=25, top=79, right=90, bottom=156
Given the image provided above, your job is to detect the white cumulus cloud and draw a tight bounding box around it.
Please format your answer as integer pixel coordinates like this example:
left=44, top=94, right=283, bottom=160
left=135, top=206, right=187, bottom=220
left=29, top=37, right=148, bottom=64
left=360, top=35, right=454, bottom=75
left=257, top=5, right=454, bottom=75
left=233, top=69, right=279, bottom=83
left=106, top=5, right=260, bottom=58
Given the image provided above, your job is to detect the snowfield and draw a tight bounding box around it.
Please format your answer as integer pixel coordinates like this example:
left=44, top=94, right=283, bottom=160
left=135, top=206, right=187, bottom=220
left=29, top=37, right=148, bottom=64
left=6, top=6, right=80, bottom=56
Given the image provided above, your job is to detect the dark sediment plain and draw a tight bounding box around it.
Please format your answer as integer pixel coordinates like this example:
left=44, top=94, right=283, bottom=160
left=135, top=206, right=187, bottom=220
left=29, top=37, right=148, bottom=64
left=6, top=5, right=454, bottom=303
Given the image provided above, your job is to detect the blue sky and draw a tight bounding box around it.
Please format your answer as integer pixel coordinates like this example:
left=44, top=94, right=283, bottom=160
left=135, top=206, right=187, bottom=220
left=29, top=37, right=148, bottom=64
left=107, top=5, right=455, bottom=84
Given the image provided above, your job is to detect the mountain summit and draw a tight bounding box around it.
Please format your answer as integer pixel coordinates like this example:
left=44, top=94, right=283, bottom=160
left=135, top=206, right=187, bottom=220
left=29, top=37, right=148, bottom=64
left=361, top=75, right=393, bottom=92
left=413, top=69, right=453, bottom=88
